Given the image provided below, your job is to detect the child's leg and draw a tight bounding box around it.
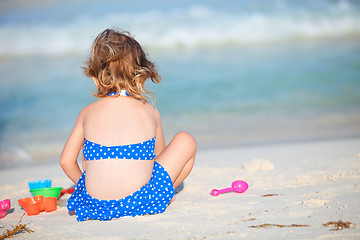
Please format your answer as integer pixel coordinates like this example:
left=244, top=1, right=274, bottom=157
left=155, top=131, right=196, bottom=189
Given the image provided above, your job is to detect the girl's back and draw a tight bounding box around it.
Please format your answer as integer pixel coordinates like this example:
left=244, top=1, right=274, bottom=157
left=82, top=95, right=160, bottom=200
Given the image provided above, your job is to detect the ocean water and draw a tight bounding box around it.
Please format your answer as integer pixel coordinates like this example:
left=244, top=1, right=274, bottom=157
left=0, top=0, right=360, bottom=169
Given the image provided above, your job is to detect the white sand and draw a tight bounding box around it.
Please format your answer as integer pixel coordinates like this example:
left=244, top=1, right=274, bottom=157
left=1, top=138, right=360, bottom=239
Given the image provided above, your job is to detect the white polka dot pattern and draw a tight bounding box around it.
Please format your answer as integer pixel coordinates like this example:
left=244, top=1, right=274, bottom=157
left=67, top=162, right=175, bottom=222
left=83, top=138, right=156, bottom=161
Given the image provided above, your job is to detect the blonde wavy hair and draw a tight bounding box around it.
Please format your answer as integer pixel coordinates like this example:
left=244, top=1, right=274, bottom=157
left=83, top=28, right=161, bottom=103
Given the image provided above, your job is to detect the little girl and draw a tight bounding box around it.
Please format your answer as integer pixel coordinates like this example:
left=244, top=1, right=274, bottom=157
left=60, top=28, right=196, bottom=222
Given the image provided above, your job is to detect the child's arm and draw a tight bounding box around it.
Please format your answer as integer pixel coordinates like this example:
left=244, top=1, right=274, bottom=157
left=60, top=111, right=85, bottom=184
left=154, top=108, right=165, bottom=156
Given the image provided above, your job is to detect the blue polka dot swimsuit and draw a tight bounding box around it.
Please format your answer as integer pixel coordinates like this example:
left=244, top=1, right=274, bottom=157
left=67, top=92, right=175, bottom=222
left=83, top=138, right=156, bottom=161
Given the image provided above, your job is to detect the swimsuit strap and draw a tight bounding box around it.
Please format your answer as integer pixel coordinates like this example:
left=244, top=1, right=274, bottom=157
left=107, top=90, right=130, bottom=96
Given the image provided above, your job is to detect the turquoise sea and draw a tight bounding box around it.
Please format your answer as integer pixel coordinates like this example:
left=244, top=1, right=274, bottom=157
left=1, top=0, right=360, bottom=169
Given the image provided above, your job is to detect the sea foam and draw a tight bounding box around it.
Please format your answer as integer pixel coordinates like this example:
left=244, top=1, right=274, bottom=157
left=1, top=2, right=360, bottom=56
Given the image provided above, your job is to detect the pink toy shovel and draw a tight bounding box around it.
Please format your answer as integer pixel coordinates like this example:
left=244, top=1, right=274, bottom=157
left=211, top=180, right=249, bottom=196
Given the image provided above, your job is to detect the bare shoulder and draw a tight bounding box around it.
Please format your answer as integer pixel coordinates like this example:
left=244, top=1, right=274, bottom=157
left=144, top=103, right=162, bottom=120
left=81, top=98, right=104, bottom=113
left=76, top=100, right=99, bottom=121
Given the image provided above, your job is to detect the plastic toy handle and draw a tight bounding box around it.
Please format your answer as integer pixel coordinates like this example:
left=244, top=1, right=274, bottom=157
left=210, top=187, right=232, bottom=196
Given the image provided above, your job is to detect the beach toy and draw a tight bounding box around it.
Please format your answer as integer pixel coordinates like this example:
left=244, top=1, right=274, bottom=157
left=42, top=197, right=57, bottom=212
left=18, top=196, right=44, bottom=216
left=18, top=196, right=57, bottom=216
left=30, top=187, right=63, bottom=198
left=28, top=179, right=52, bottom=191
left=58, top=188, right=75, bottom=199
left=210, top=180, right=249, bottom=196
left=0, top=199, right=11, bottom=219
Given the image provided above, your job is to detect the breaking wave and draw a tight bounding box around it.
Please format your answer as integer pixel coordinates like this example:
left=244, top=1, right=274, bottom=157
left=1, top=1, right=360, bottom=56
